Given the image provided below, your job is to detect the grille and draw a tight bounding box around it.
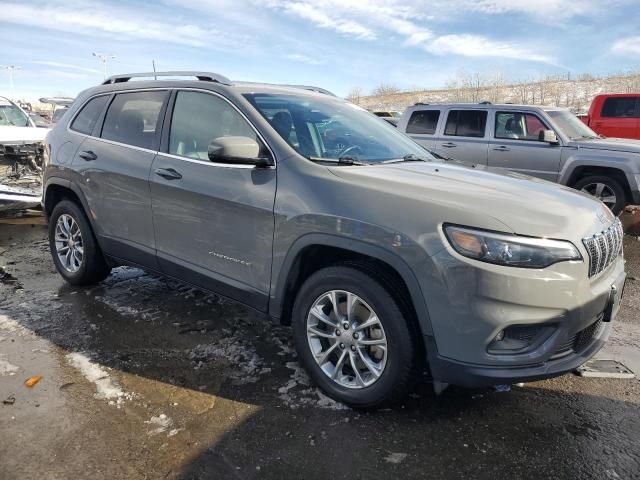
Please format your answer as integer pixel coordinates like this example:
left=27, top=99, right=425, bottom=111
left=574, top=318, right=603, bottom=352
left=582, top=219, right=623, bottom=277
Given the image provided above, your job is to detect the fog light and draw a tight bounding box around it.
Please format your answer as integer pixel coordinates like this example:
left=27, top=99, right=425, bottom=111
left=494, top=330, right=505, bottom=342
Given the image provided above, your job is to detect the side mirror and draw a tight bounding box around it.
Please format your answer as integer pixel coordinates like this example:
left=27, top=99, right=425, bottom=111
left=208, top=136, right=273, bottom=167
left=539, top=129, right=559, bottom=144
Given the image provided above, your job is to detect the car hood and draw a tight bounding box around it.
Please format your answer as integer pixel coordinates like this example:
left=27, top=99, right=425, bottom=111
left=0, top=125, right=49, bottom=144
left=568, top=137, right=640, bottom=154
left=329, top=161, right=612, bottom=240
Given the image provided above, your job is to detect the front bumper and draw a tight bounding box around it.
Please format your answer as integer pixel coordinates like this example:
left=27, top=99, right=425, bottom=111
left=421, top=234, right=626, bottom=386
left=426, top=318, right=611, bottom=388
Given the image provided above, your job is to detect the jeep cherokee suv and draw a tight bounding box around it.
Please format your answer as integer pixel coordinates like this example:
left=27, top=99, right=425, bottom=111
left=43, top=72, right=626, bottom=407
left=398, top=102, right=640, bottom=214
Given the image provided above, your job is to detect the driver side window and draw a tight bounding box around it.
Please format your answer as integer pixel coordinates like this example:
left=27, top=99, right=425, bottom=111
left=169, top=91, right=258, bottom=161
left=495, top=112, right=547, bottom=141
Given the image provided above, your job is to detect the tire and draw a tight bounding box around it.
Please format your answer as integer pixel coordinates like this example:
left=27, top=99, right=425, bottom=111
left=291, top=265, right=416, bottom=408
left=573, top=175, right=626, bottom=215
left=48, top=199, right=111, bottom=285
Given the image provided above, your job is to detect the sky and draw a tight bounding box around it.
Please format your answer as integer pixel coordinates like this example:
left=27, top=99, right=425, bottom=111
left=1, top=0, right=640, bottom=101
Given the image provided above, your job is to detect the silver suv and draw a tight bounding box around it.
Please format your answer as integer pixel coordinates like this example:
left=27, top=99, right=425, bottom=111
left=43, top=72, right=626, bottom=407
left=398, top=102, right=640, bottom=214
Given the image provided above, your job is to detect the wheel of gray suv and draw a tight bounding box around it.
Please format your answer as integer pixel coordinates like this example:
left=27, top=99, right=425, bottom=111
left=48, top=199, right=111, bottom=285
left=574, top=175, right=626, bottom=215
left=291, top=265, right=416, bottom=408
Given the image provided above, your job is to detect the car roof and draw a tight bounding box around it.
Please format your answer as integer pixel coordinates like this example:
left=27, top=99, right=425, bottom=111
left=407, top=102, right=567, bottom=112
left=86, top=71, right=339, bottom=100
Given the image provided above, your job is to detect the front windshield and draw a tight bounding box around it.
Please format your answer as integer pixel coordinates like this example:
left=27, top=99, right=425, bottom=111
left=546, top=110, right=598, bottom=139
left=243, top=93, right=433, bottom=164
left=0, top=102, right=30, bottom=127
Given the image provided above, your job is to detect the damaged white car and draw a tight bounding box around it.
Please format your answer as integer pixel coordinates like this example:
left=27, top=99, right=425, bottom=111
left=0, top=96, right=50, bottom=212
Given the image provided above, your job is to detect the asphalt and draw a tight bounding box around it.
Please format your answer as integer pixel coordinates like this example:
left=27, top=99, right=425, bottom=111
left=0, top=221, right=639, bottom=480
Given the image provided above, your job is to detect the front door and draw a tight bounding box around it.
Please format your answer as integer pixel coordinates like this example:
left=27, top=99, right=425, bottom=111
left=488, top=110, right=562, bottom=182
left=150, top=90, right=276, bottom=310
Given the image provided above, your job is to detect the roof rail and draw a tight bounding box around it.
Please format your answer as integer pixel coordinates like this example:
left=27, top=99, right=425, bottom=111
left=102, top=71, right=233, bottom=86
left=414, top=102, right=429, bottom=105
left=479, top=100, right=492, bottom=105
left=280, top=84, right=337, bottom=96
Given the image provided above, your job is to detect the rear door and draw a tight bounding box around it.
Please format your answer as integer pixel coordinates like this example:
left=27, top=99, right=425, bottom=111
left=487, top=110, right=562, bottom=181
left=431, top=109, right=489, bottom=165
left=71, top=89, right=169, bottom=267
left=149, top=89, right=276, bottom=310
left=403, top=108, right=440, bottom=151
left=595, top=96, right=640, bottom=139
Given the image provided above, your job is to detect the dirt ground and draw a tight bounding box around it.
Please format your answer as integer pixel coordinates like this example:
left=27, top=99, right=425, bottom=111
left=0, top=221, right=639, bottom=480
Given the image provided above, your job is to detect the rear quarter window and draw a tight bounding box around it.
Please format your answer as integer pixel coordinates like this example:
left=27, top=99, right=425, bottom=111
left=70, top=95, right=109, bottom=135
left=406, top=110, right=440, bottom=134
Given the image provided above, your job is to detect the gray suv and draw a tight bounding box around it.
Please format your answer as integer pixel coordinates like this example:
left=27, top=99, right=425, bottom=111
left=43, top=72, right=626, bottom=407
left=398, top=102, right=640, bottom=214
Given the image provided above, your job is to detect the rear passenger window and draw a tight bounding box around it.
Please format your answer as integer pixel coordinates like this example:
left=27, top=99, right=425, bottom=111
left=406, top=110, right=440, bottom=134
left=70, top=95, right=109, bottom=135
left=101, top=91, right=167, bottom=149
left=601, top=97, right=639, bottom=118
left=169, top=91, right=258, bottom=161
left=444, top=110, right=487, bottom=137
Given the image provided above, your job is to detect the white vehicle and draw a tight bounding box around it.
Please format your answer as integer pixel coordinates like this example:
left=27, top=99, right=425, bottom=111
left=0, top=96, right=50, bottom=144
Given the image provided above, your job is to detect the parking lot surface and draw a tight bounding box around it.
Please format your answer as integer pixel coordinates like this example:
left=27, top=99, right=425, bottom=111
left=1, top=223, right=639, bottom=480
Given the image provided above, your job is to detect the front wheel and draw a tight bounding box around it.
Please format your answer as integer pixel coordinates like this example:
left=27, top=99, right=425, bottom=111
left=573, top=175, right=626, bottom=215
left=291, top=266, right=416, bottom=408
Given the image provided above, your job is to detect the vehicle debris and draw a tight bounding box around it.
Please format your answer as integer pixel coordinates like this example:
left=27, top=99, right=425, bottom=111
left=576, top=359, right=635, bottom=379
left=3, top=395, right=16, bottom=405
left=24, top=375, right=43, bottom=388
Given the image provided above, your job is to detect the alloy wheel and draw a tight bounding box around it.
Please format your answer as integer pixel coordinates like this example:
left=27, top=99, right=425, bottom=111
left=54, top=214, right=84, bottom=273
left=306, top=290, right=387, bottom=389
left=580, top=182, right=617, bottom=209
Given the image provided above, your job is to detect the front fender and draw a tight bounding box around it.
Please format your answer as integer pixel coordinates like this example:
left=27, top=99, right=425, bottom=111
left=269, top=223, right=434, bottom=337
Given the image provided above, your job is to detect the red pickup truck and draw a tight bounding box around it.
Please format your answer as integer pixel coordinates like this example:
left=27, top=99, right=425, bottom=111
left=579, top=94, right=640, bottom=139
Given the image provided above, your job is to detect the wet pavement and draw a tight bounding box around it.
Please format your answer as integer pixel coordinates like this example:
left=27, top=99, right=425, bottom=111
left=0, top=223, right=639, bottom=480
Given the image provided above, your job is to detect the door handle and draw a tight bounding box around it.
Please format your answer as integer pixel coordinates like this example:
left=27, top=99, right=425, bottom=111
left=441, top=142, right=457, bottom=148
left=493, top=146, right=510, bottom=152
left=78, top=150, right=97, bottom=161
left=154, top=168, right=183, bottom=180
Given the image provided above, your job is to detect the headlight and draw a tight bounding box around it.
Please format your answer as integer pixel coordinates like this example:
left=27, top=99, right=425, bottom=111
left=443, top=225, right=582, bottom=268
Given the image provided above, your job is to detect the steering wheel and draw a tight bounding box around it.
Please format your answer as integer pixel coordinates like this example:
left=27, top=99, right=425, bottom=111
left=338, top=145, right=363, bottom=158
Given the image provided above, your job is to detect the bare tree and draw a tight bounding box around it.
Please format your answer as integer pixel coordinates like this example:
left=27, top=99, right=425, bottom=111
left=370, top=83, right=401, bottom=97
left=346, top=86, right=363, bottom=104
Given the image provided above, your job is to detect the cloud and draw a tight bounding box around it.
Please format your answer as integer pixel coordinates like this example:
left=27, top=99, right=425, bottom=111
left=459, top=0, right=601, bottom=19
left=279, top=2, right=376, bottom=39
left=0, top=0, right=246, bottom=48
left=426, top=34, right=554, bottom=63
left=285, top=53, right=324, bottom=65
left=611, top=36, right=640, bottom=56
left=31, top=61, right=101, bottom=74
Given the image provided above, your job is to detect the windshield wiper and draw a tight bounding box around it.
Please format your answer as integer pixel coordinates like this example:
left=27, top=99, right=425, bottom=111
left=381, top=154, right=429, bottom=164
left=308, top=156, right=370, bottom=166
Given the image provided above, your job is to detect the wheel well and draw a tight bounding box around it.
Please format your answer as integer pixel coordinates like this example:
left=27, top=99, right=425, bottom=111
left=278, top=245, right=418, bottom=329
left=44, top=184, right=82, bottom=218
left=568, top=166, right=631, bottom=201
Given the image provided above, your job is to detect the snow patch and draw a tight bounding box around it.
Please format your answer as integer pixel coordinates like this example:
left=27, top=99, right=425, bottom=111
left=0, top=356, right=19, bottom=376
left=145, top=413, right=173, bottom=435
left=384, top=452, right=408, bottom=464
left=65, top=352, right=134, bottom=403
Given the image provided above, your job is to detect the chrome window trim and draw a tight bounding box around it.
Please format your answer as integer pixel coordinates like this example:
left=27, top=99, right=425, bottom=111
left=65, top=86, right=276, bottom=170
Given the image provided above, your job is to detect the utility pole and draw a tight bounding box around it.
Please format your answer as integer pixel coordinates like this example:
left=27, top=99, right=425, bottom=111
left=1, top=65, right=21, bottom=99
left=152, top=60, right=157, bottom=80
left=92, top=53, right=116, bottom=80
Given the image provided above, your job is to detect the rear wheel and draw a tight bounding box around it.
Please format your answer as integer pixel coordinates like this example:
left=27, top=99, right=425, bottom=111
left=574, top=175, right=626, bottom=215
left=49, top=199, right=111, bottom=285
left=291, top=265, right=416, bottom=408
